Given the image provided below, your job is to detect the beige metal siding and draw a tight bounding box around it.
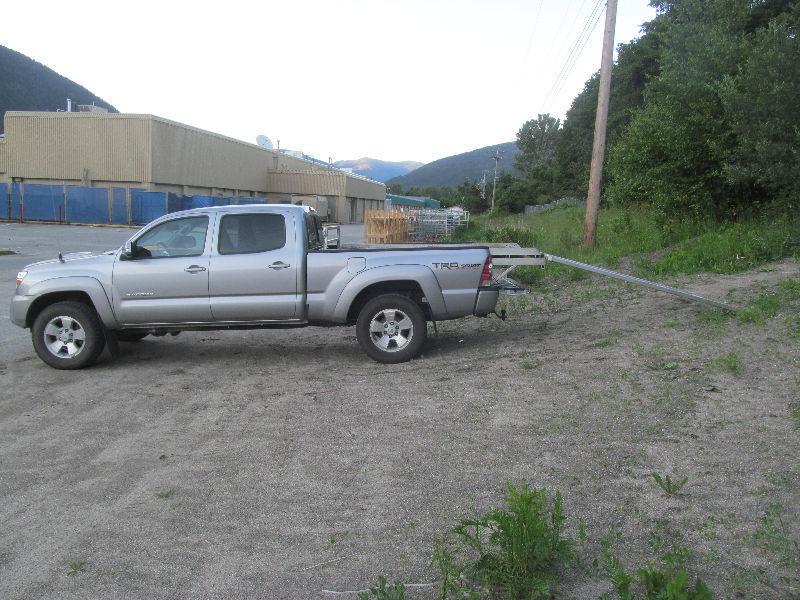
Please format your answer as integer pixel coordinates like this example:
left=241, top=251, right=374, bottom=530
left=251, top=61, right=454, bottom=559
left=6, top=112, right=151, bottom=182
left=150, top=118, right=271, bottom=191
left=344, top=174, right=386, bottom=201
left=267, top=170, right=346, bottom=196
left=0, top=140, right=7, bottom=175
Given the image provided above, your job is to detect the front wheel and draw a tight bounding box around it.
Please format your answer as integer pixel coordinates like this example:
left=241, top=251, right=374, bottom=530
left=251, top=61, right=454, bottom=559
left=356, top=294, right=427, bottom=363
left=31, top=301, right=106, bottom=369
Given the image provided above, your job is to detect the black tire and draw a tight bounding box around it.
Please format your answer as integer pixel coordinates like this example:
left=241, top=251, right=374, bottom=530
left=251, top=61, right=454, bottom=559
left=115, top=330, right=149, bottom=343
left=31, top=301, right=106, bottom=370
left=356, top=293, right=427, bottom=364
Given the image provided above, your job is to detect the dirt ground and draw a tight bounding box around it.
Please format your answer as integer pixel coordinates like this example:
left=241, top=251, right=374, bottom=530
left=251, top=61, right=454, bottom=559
left=1, top=236, right=798, bottom=598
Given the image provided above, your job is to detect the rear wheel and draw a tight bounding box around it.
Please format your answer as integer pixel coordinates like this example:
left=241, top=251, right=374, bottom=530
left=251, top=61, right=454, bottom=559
left=356, top=293, right=427, bottom=364
left=31, top=301, right=106, bottom=369
left=115, top=330, right=149, bottom=342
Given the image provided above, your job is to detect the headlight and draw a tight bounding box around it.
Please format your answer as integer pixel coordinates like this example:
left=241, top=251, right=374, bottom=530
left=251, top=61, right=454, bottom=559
left=16, top=271, right=28, bottom=287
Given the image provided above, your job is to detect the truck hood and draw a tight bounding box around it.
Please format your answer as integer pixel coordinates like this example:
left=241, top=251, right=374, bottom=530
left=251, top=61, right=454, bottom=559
left=25, top=250, right=118, bottom=271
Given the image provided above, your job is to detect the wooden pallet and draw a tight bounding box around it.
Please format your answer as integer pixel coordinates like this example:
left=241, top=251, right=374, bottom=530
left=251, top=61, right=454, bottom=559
left=364, top=210, right=410, bottom=243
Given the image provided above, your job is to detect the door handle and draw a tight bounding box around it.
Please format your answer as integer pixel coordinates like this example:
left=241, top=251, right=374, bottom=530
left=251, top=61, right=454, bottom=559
left=268, top=261, right=290, bottom=270
left=184, top=265, right=207, bottom=274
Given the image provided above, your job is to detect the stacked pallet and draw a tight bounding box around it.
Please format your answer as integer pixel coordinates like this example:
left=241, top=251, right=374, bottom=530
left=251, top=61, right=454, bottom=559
left=365, top=210, right=410, bottom=243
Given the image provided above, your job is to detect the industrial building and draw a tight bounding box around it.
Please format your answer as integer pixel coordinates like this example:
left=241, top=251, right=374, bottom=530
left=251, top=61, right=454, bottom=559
left=0, top=111, right=385, bottom=224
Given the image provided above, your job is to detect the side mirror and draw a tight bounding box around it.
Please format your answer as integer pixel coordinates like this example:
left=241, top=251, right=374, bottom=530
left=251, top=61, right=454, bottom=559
left=121, top=240, right=135, bottom=260
left=324, top=224, right=340, bottom=249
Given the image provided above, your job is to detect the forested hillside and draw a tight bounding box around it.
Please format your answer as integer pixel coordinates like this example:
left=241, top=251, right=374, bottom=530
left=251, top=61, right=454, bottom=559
left=459, top=0, right=799, bottom=218
left=387, top=141, right=521, bottom=189
left=0, top=45, right=117, bottom=134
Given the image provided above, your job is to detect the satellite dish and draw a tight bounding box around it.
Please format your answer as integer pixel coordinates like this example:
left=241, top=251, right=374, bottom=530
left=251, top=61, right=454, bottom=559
left=256, top=135, right=274, bottom=150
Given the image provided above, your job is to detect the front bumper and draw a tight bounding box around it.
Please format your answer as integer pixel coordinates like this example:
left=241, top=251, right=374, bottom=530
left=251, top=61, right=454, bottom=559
left=10, top=294, right=33, bottom=328
left=474, top=288, right=500, bottom=317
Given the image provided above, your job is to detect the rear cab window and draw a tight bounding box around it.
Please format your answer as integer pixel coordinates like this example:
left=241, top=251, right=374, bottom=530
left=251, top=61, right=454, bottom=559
left=305, top=212, right=322, bottom=249
left=218, top=213, right=286, bottom=255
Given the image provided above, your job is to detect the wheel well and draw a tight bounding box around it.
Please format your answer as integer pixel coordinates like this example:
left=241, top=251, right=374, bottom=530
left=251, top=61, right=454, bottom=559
left=26, top=292, right=95, bottom=327
left=346, top=280, right=429, bottom=324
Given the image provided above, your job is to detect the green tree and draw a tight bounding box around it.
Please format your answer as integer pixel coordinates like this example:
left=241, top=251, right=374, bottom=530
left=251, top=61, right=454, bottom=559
left=719, top=5, right=800, bottom=209
left=515, top=114, right=561, bottom=174
left=606, top=0, right=756, bottom=218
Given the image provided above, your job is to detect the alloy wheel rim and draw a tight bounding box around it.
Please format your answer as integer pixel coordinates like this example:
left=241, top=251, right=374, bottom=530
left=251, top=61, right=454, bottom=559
left=368, top=308, right=413, bottom=352
left=43, top=316, right=86, bottom=358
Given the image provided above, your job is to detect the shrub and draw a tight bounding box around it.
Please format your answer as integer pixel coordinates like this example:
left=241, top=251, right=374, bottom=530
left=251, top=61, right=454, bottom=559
left=449, top=484, right=573, bottom=599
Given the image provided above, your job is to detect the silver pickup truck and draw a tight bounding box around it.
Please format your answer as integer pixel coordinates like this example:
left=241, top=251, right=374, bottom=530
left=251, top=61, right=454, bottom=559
left=11, top=204, right=500, bottom=369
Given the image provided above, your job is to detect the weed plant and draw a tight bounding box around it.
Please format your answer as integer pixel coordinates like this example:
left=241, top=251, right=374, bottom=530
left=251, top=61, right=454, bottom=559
left=358, top=576, right=405, bottom=600
left=436, top=484, right=573, bottom=599
left=652, top=472, right=689, bottom=497
left=600, top=533, right=712, bottom=600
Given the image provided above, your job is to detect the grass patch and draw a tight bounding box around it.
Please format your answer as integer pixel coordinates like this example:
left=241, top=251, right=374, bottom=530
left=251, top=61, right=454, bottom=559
left=754, top=503, right=799, bottom=567
left=791, top=409, right=800, bottom=432
left=155, top=489, right=174, bottom=500
left=451, top=204, right=798, bottom=285
left=0, top=248, right=16, bottom=256
left=708, top=352, right=742, bottom=375
left=645, top=360, right=678, bottom=371
left=66, top=560, right=86, bottom=576
left=521, top=360, right=542, bottom=370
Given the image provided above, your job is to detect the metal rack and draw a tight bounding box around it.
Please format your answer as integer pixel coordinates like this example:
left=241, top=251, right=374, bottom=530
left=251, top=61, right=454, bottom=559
left=488, top=245, right=735, bottom=311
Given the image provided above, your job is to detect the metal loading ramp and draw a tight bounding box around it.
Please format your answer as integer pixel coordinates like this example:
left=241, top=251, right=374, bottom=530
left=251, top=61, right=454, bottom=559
left=488, top=245, right=735, bottom=311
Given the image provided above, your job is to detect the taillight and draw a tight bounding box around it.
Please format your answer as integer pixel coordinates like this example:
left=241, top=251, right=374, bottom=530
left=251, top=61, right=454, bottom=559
left=479, top=257, right=492, bottom=287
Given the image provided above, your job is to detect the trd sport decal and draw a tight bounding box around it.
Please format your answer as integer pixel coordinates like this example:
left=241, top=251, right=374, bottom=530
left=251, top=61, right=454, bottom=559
left=431, top=262, right=482, bottom=270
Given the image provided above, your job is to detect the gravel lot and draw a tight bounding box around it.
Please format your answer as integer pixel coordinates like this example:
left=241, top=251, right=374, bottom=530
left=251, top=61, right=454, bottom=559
left=1, top=222, right=798, bottom=599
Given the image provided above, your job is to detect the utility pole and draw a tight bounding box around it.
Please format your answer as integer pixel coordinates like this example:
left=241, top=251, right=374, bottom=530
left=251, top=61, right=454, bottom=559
left=491, top=149, right=501, bottom=211
left=582, top=0, right=618, bottom=247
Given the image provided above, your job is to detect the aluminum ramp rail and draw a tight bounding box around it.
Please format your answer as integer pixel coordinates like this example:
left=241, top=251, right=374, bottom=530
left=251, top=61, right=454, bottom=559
left=488, top=245, right=735, bottom=311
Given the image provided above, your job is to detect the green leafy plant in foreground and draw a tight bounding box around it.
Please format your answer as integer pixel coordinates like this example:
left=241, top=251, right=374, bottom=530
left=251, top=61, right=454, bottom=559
left=652, top=472, right=689, bottom=497
left=448, top=483, right=573, bottom=599
left=600, top=535, right=713, bottom=600
left=358, top=575, right=405, bottom=600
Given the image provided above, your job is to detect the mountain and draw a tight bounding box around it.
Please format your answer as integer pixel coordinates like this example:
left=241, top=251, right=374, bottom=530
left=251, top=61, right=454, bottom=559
left=0, top=45, right=117, bottom=134
left=333, top=157, right=423, bottom=183
left=387, top=142, right=521, bottom=189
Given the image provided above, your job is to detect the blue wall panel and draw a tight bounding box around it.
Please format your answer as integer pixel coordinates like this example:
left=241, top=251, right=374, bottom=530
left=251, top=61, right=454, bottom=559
left=112, top=188, right=128, bottom=225
left=0, top=183, right=8, bottom=220
left=23, top=184, right=65, bottom=222
left=67, top=187, right=110, bottom=224
left=167, top=193, right=185, bottom=214
left=11, top=183, right=22, bottom=220
left=237, top=197, right=268, bottom=205
left=185, top=195, right=214, bottom=210
left=131, top=190, right=166, bottom=225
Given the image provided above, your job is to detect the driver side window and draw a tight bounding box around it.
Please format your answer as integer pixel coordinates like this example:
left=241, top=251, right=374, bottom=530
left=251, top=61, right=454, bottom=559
left=134, top=216, right=208, bottom=258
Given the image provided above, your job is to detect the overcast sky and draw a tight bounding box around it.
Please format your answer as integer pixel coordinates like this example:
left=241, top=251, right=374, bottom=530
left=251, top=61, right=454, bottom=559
left=2, top=0, right=656, bottom=164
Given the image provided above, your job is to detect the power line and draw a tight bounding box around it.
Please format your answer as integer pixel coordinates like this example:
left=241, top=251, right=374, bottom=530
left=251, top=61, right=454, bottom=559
left=523, top=0, right=546, bottom=64
left=541, top=0, right=604, bottom=111
left=541, top=0, right=605, bottom=113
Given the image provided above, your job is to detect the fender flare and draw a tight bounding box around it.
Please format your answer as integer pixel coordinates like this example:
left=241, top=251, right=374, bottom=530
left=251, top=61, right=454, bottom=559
left=25, top=276, right=118, bottom=328
left=332, top=265, right=446, bottom=323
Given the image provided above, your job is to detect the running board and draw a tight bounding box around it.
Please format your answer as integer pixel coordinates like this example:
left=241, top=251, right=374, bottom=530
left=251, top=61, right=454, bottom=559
left=544, top=253, right=736, bottom=311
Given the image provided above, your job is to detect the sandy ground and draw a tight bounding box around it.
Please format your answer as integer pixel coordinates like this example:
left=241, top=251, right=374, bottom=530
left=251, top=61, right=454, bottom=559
left=0, top=223, right=798, bottom=599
